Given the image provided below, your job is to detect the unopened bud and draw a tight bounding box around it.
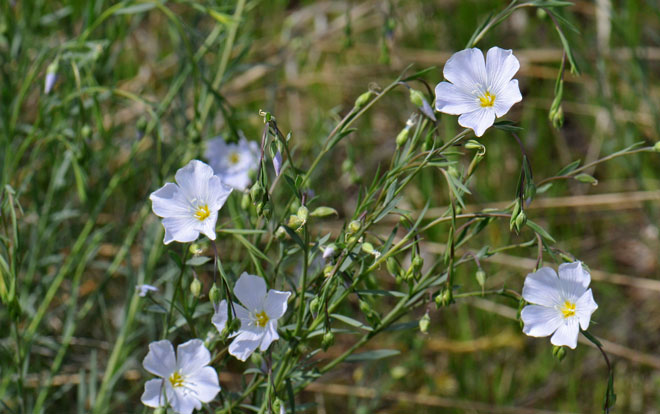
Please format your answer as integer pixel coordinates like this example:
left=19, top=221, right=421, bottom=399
left=288, top=214, right=303, bottom=229
left=354, top=91, right=373, bottom=109
left=241, top=193, right=251, bottom=210
left=361, top=242, right=376, bottom=256
left=386, top=257, right=402, bottom=278
left=209, top=283, right=220, bottom=304
left=448, top=165, right=459, bottom=178
left=419, top=312, right=430, bottom=334
left=250, top=183, right=264, bottom=203
left=549, top=104, right=564, bottom=129
left=412, top=256, right=424, bottom=272
left=396, top=128, right=409, bottom=148
left=574, top=173, right=598, bottom=186
left=552, top=345, right=567, bottom=362
left=323, top=244, right=337, bottom=260
left=189, top=243, right=203, bottom=256
left=476, top=269, right=486, bottom=289
left=322, top=331, right=335, bottom=350
left=261, top=201, right=272, bottom=219
left=409, top=89, right=425, bottom=107
left=190, top=278, right=202, bottom=298
left=654, top=141, right=660, bottom=152
left=273, top=151, right=283, bottom=176
left=275, top=226, right=288, bottom=240
left=514, top=211, right=527, bottom=231
left=347, top=220, right=361, bottom=235
left=309, top=297, right=321, bottom=314
left=311, top=206, right=338, bottom=218
left=435, top=287, right=453, bottom=307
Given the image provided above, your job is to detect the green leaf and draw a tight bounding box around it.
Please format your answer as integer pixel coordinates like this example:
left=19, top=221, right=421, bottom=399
left=186, top=256, right=211, bottom=266
left=345, top=349, right=400, bottom=362
left=493, top=120, right=523, bottom=132
left=556, top=160, right=581, bottom=176
left=526, top=219, right=556, bottom=243
left=401, top=66, right=436, bottom=82
left=331, top=313, right=372, bottom=332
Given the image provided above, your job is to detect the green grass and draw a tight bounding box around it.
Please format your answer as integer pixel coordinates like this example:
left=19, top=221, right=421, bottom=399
left=1, top=0, right=659, bottom=413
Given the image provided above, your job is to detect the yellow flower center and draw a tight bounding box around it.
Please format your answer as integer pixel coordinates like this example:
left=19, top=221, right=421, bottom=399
left=560, top=301, right=576, bottom=318
left=479, top=91, right=496, bottom=107
left=169, top=371, right=184, bottom=388
left=255, top=311, right=269, bottom=328
left=229, top=152, right=241, bottom=165
left=193, top=204, right=210, bottom=221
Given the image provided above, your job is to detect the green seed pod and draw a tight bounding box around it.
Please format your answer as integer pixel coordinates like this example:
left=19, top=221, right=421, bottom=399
left=347, top=220, right=361, bottom=235
left=323, top=264, right=335, bottom=278
left=412, top=255, right=424, bottom=272
left=515, top=210, right=527, bottom=231
left=311, top=206, right=338, bottom=218
left=250, top=351, right=263, bottom=366
left=81, top=125, right=92, bottom=138
left=386, top=257, right=402, bottom=278
left=419, top=312, right=430, bottom=334
left=654, top=141, right=660, bottom=152
left=275, top=226, right=288, bottom=240
left=288, top=214, right=303, bottom=229
left=322, top=331, right=335, bottom=350
left=409, top=88, right=425, bottom=107
left=396, top=128, right=409, bottom=148
left=354, top=91, right=373, bottom=109
left=361, top=242, right=376, bottom=255
left=575, top=173, right=598, bottom=186
left=435, top=287, right=453, bottom=308
left=552, top=345, right=567, bottom=362
left=190, top=278, right=202, bottom=298
left=208, top=283, right=220, bottom=304
left=189, top=243, right=203, bottom=256
left=261, top=201, right=272, bottom=220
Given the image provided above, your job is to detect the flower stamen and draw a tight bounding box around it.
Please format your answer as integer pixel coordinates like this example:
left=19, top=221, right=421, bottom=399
left=255, top=311, right=269, bottom=328
left=193, top=204, right=210, bottom=221
left=560, top=301, right=576, bottom=318
left=169, top=371, right=184, bottom=388
left=229, top=152, right=241, bottom=165
left=479, top=91, right=496, bottom=107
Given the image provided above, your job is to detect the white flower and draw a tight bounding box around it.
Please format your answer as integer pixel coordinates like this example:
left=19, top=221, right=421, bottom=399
left=141, top=339, right=221, bottom=414
left=136, top=284, right=158, bottom=297
left=434, top=47, right=522, bottom=137
left=205, top=137, right=259, bottom=191
left=150, top=160, right=232, bottom=245
left=212, top=272, right=291, bottom=361
left=521, top=262, right=598, bottom=349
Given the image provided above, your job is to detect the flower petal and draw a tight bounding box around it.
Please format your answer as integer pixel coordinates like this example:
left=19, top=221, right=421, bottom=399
left=557, top=262, right=590, bottom=302
left=485, top=47, right=520, bottom=94
left=493, top=80, right=522, bottom=118
left=176, top=339, right=211, bottom=375
left=522, top=267, right=562, bottom=307
left=521, top=305, right=563, bottom=337
left=219, top=172, right=252, bottom=191
left=259, top=320, right=280, bottom=352
left=434, top=81, right=481, bottom=115
left=576, top=288, right=598, bottom=330
left=143, top=340, right=176, bottom=378
left=141, top=379, right=166, bottom=408
left=458, top=108, right=496, bottom=137
left=264, top=289, right=291, bottom=320
left=550, top=318, right=580, bottom=349
left=150, top=183, right=190, bottom=218
left=212, top=300, right=229, bottom=333
left=233, top=272, right=267, bottom=312
left=443, top=48, right=488, bottom=92
left=161, top=216, right=201, bottom=244
left=175, top=160, right=214, bottom=201
left=199, top=211, right=219, bottom=241
left=208, top=175, right=233, bottom=210
left=186, top=366, right=221, bottom=403
left=167, top=386, right=199, bottom=414
left=229, top=331, right=263, bottom=361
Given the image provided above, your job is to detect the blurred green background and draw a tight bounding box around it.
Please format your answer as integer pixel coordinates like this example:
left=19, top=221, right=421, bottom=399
left=1, top=0, right=659, bottom=413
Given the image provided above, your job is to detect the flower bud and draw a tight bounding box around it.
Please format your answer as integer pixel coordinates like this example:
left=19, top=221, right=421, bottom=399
left=209, top=283, right=220, bottom=304
left=514, top=210, right=527, bottom=231
left=309, top=296, right=321, bottom=314
left=412, top=255, right=424, bottom=272
left=464, top=140, right=483, bottom=150
left=189, top=243, right=203, bottom=256
left=44, top=60, right=59, bottom=94
left=190, top=278, right=202, bottom=298
left=261, top=201, right=272, bottom=220
left=654, top=141, right=660, bottom=152
left=475, top=269, right=486, bottom=289
left=396, top=128, right=409, bottom=148
left=273, top=151, right=283, bottom=176
left=361, top=242, right=376, bottom=255
left=409, top=89, right=425, bottom=107
left=552, top=345, right=567, bottom=362
left=386, top=257, right=402, bottom=278
left=250, top=351, right=263, bottom=366
left=341, top=158, right=354, bottom=174
left=322, top=331, right=335, bottom=350
left=574, top=173, right=598, bottom=186
left=549, top=104, right=564, bottom=129
left=311, top=206, right=338, bottom=218
left=435, top=287, right=453, bottom=307
left=250, top=183, right=265, bottom=203
left=228, top=317, right=241, bottom=334
left=347, top=220, right=361, bottom=235
left=419, top=312, right=430, bottom=334
left=241, top=192, right=251, bottom=210
left=323, top=244, right=336, bottom=260
left=288, top=214, right=303, bottom=229
left=354, top=91, right=373, bottom=109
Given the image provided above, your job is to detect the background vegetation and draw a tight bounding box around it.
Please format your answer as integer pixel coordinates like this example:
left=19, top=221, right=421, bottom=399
left=1, top=0, right=659, bottom=413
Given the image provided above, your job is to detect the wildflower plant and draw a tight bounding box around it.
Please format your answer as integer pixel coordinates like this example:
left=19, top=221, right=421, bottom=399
left=2, top=1, right=659, bottom=414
